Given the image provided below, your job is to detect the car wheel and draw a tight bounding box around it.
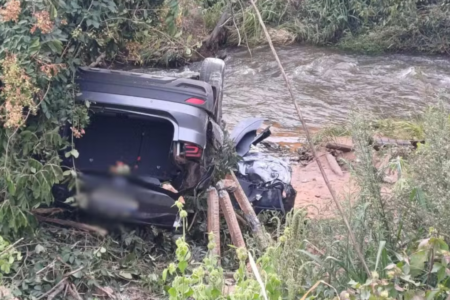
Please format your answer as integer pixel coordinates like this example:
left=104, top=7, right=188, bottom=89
left=199, top=58, right=225, bottom=124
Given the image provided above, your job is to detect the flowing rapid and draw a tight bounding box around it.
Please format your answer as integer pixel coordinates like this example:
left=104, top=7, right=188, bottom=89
left=137, top=45, right=450, bottom=145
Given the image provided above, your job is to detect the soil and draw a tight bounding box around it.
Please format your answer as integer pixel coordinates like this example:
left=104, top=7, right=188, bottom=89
left=289, top=136, right=400, bottom=218
left=291, top=137, right=356, bottom=218
left=291, top=151, right=355, bottom=218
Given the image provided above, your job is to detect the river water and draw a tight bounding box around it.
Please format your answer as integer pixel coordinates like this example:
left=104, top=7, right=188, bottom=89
left=138, top=45, right=450, bottom=145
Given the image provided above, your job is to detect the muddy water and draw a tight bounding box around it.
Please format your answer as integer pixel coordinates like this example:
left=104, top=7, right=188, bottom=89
left=138, top=45, right=450, bottom=145
left=222, top=46, right=450, bottom=142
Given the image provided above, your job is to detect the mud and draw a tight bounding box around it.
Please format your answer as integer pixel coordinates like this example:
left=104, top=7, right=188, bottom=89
left=291, top=137, right=356, bottom=218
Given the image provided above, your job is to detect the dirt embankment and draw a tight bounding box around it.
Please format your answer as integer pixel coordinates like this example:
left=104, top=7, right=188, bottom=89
left=288, top=136, right=400, bottom=218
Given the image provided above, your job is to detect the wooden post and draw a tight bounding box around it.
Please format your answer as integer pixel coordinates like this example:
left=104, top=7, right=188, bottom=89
left=225, top=171, right=268, bottom=249
left=207, top=187, right=221, bottom=257
left=218, top=190, right=246, bottom=249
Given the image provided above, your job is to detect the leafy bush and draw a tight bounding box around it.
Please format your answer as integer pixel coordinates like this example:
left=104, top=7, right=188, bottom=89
left=345, top=235, right=450, bottom=300
left=0, top=235, right=21, bottom=277
left=0, top=0, right=185, bottom=235
left=299, top=103, right=450, bottom=298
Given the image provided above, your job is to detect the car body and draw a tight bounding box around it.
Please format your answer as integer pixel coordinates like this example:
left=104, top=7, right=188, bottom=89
left=53, top=59, right=225, bottom=227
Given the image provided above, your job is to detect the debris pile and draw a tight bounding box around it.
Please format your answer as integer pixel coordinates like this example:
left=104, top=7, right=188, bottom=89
left=230, top=118, right=296, bottom=214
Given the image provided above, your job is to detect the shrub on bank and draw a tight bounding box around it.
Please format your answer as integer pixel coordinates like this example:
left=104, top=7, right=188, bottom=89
left=0, top=0, right=183, bottom=235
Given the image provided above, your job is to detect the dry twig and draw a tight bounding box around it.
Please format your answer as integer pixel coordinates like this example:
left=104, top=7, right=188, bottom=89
left=46, top=281, right=67, bottom=300
left=89, top=53, right=106, bottom=67
left=34, top=215, right=107, bottom=236
left=36, top=278, right=68, bottom=300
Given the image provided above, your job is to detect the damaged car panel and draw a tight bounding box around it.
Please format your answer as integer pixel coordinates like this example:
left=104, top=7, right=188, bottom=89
left=230, top=117, right=265, bottom=157
left=231, top=118, right=296, bottom=213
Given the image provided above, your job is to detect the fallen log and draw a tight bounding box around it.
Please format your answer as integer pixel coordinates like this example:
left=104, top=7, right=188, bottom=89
left=327, top=138, right=424, bottom=152
left=218, top=190, right=246, bottom=249
left=225, top=171, right=269, bottom=249
left=207, top=187, right=221, bottom=257
left=325, top=153, right=344, bottom=177
left=34, top=215, right=107, bottom=236
left=31, top=207, right=66, bottom=215
left=373, top=137, right=424, bottom=150
left=326, top=143, right=354, bottom=152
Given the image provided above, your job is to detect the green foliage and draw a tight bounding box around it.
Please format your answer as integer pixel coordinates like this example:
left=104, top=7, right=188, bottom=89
left=346, top=234, right=450, bottom=300
left=350, top=113, right=392, bottom=245
left=164, top=234, right=225, bottom=300
left=314, top=117, right=425, bottom=145
left=399, top=103, right=450, bottom=235
left=202, top=0, right=225, bottom=31
left=293, top=0, right=450, bottom=53
left=210, top=0, right=450, bottom=53
left=163, top=200, right=225, bottom=300
left=213, top=132, right=241, bottom=183
left=312, top=124, right=351, bottom=145
left=0, top=236, right=21, bottom=277
left=165, top=206, right=326, bottom=300
left=299, top=103, right=450, bottom=298
left=373, top=119, right=425, bottom=141
left=225, top=0, right=294, bottom=46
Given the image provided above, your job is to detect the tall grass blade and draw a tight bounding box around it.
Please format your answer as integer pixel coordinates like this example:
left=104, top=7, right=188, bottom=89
left=375, top=241, right=386, bottom=272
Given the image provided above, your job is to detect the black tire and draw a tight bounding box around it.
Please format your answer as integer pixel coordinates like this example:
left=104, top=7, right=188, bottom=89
left=199, top=58, right=225, bottom=123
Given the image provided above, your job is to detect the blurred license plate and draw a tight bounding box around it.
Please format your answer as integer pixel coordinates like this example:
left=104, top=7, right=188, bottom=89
left=91, top=189, right=139, bottom=212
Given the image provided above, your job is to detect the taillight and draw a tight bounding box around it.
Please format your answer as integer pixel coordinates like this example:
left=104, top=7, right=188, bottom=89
left=184, top=143, right=203, bottom=158
left=185, top=98, right=205, bottom=105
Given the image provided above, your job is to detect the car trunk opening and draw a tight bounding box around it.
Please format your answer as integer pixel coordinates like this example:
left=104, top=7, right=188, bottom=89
left=74, top=111, right=179, bottom=183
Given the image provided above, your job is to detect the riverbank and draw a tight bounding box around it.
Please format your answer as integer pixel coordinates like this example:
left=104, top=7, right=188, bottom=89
left=202, top=0, right=450, bottom=55
left=127, top=0, right=450, bottom=67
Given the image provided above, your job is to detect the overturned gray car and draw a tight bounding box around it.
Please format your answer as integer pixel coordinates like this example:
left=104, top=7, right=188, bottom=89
left=53, top=58, right=295, bottom=227
left=53, top=58, right=225, bottom=227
